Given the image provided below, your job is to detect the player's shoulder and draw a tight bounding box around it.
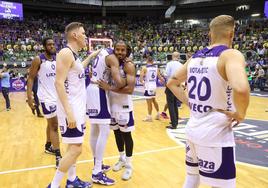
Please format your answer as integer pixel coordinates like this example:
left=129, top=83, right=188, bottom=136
left=105, top=48, right=114, bottom=55
left=33, top=55, right=41, bottom=61
left=141, top=65, right=147, bottom=70
left=58, top=47, right=73, bottom=56
left=220, top=48, right=244, bottom=59
left=32, top=55, right=42, bottom=65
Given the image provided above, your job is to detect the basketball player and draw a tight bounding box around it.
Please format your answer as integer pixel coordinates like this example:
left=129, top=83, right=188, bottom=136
left=27, top=38, right=61, bottom=167
left=98, top=41, right=135, bottom=180
left=48, top=22, right=99, bottom=188
left=139, top=55, right=164, bottom=122
left=86, top=46, right=126, bottom=185
left=167, top=15, right=250, bottom=188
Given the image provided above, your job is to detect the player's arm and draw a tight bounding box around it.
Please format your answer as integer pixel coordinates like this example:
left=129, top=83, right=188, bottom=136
left=55, top=48, right=76, bottom=129
left=139, top=66, right=146, bottom=85
left=221, top=49, right=250, bottom=122
left=106, top=54, right=126, bottom=88
left=111, top=62, right=136, bottom=94
left=81, top=49, right=101, bottom=68
left=157, top=68, right=165, bottom=83
left=167, top=61, right=189, bottom=105
left=26, top=56, right=40, bottom=110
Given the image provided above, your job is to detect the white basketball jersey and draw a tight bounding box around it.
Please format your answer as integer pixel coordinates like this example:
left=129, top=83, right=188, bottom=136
left=57, top=49, right=86, bottom=118
left=37, top=54, right=57, bottom=102
left=186, top=45, right=236, bottom=147
left=144, top=64, right=158, bottom=91
left=90, top=48, right=113, bottom=83
left=86, top=48, right=113, bottom=122
left=109, top=61, right=133, bottom=112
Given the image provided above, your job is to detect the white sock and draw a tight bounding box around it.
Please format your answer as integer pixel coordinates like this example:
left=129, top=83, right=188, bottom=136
left=93, top=159, right=102, bottom=175
left=126, top=156, right=132, bottom=168
left=90, top=124, right=99, bottom=157
left=119, top=152, right=126, bottom=161
left=183, top=174, right=200, bottom=188
left=67, top=165, right=76, bottom=182
left=92, top=124, right=110, bottom=175
left=51, top=169, right=65, bottom=187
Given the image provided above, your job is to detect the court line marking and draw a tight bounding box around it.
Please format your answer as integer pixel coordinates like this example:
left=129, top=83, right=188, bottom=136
left=0, top=145, right=183, bottom=175
left=1, top=144, right=267, bottom=175
left=236, top=161, right=268, bottom=170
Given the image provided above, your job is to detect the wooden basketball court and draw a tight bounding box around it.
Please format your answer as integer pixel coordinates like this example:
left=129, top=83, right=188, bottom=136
left=0, top=88, right=267, bottom=187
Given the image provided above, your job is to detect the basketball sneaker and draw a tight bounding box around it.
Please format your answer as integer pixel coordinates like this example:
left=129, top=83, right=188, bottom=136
left=47, top=184, right=60, bottom=188
left=112, top=159, right=126, bottom=171
left=66, top=176, right=92, bottom=188
left=102, top=164, right=111, bottom=173
left=45, top=145, right=56, bottom=155
left=142, top=116, right=152, bottom=122
left=160, top=112, right=169, bottom=119
left=121, top=165, right=133, bottom=181
left=92, top=172, right=115, bottom=185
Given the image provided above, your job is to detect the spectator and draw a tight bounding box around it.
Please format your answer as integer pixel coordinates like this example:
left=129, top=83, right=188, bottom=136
left=0, top=66, right=11, bottom=111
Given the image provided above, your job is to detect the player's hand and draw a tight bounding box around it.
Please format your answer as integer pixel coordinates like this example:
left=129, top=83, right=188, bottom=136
left=97, top=79, right=111, bottom=90
left=214, top=109, right=244, bottom=127
left=27, top=97, right=35, bottom=110
left=90, top=49, right=101, bottom=58
left=159, top=78, right=165, bottom=85
left=66, top=112, right=77, bottom=129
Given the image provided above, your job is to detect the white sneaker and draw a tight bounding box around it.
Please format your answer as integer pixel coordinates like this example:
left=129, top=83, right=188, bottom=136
left=155, top=114, right=160, bottom=120
left=143, top=116, right=152, bottom=122
left=112, top=159, right=126, bottom=172
left=122, top=165, right=133, bottom=181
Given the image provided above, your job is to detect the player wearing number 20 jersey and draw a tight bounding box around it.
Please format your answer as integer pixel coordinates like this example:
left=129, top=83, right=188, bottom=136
left=186, top=45, right=235, bottom=147
left=167, top=15, right=250, bottom=188
left=185, top=45, right=236, bottom=187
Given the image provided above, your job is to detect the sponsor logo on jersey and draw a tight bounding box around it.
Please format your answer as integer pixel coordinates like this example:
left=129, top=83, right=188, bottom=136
left=46, top=72, right=56, bottom=77
left=198, top=158, right=215, bottom=173
left=87, top=109, right=98, bottom=116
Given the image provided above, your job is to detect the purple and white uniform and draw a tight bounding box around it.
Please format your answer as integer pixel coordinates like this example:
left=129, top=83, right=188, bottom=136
left=144, top=64, right=158, bottom=98
left=185, top=45, right=236, bottom=187
left=86, top=48, right=113, bottom=124
left=57, top=48, right=86, bottom=144
left=109, top=61, right=134, bottom=132
left=37, top=54, right=57, bottom=119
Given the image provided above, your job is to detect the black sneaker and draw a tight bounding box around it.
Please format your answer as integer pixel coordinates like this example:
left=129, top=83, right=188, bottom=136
left=56, top=155, right=61, bottom=169
left=45, top=146, right=56, bottom=155
left=166, top=125, right=177, bottom=129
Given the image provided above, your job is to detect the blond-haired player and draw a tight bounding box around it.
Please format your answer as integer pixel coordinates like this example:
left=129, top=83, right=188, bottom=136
left=168, top=15, right=250, bottom=188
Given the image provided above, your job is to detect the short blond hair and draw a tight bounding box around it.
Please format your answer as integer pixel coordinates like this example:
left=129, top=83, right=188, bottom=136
left=209, top=15, right=234, bottom=32
left=65, top=22, right=84, bottom=34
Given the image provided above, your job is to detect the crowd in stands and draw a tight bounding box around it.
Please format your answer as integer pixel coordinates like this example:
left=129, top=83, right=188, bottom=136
left=0, top=14, right=267, bottom=90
